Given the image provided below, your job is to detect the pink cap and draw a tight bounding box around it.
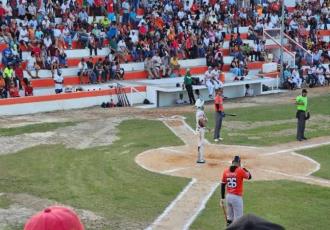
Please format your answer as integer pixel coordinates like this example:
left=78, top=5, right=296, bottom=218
left=24, top=206, right=84, bottom=230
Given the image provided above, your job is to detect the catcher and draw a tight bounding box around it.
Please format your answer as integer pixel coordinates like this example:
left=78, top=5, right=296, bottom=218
left=195, top=99, right=207, bottom=164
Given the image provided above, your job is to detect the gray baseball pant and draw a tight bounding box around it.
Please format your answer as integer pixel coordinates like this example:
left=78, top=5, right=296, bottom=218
left=214, top=111, right=223, bottom=139
left=226, top=193, right=243, bottom=222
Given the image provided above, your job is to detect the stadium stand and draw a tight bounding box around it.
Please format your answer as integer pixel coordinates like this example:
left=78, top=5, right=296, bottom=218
left=0, top=0, right=328, bottom=113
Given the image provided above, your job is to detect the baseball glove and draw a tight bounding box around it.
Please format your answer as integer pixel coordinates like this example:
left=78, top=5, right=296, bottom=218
left=198, top=118, right=207, bottom=128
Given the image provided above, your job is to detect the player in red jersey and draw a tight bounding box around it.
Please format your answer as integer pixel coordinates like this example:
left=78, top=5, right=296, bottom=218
left=220, top=155, right=251, bottom=226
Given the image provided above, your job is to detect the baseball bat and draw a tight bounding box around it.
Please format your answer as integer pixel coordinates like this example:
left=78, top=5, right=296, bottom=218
left=220, top=200, right=228, bottom=225
left=224, top=113, right=237, bottom=117
left=122, top=86, right=130, bottom=107
left=115, top=86, right=123, bottom=106
left=123, top=88, right=130, bottom=106
left=119, top=87, right=126, bottom=107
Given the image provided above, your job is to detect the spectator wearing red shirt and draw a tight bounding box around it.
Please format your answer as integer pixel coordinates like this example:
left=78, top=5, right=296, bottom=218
left=0, top=2, right=6, bottom=19
left=138, top=22, right=147, bottom=37
left=214, top=88, right=224, bottom=142
left=24, top=81, right=33, bottom=96
left=31, top=43, right=41, bottom=57
left=14, top=63, right=24, bottom=90
left=9, top=82, right=19, bottom=97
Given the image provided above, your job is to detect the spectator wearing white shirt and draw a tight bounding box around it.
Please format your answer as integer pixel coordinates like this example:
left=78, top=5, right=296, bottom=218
left=54, top=69, right=64, bottom=94
left=291, top=67, right=302, bottom=89
left=129, top=30, right=139, bottom=44
left=43, top=34, right=52, bottom=49
left=121, top=0, right=130, bottom=25
left=28, top=16, right=38, bottom=30
left=28, top=2, right=37, bottom=17
left=316, top=65, right=325, bottom=86
left=151, top=52, right=162, bottom=79
left=270, top=12, right=279, bottom=26
left=53, top=25, right=62, bottom=39
left=19, top=25, right=29, bottom=48
left=61, top=1, right=70, bottom=14
left=26, top=52, right=40, bottom=79
left=78, top=8, right=89, bottom=23
left=78, top=58, right=88, bottom=84
left=42, top=16, right=51, bottom=30
left=63, top=25, right=72, bottom=49
left=17, top=3, right=26, bottom=20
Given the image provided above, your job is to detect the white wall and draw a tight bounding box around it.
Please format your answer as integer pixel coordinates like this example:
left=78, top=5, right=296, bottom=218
left=0, top=91, right=146, bottom=116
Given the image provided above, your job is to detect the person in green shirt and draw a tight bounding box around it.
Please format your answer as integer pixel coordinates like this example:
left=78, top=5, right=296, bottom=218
left=182, top=68, right=195, bottom=105
left=295, top=89, right=308, bottom=141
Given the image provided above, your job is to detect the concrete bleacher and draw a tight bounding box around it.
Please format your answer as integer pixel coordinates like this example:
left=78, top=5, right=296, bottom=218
left=27, top=57, right=265, bottom=89
left=1, top=23, right=305, bottom=114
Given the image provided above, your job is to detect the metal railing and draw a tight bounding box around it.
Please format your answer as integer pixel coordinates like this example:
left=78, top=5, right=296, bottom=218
left=263, top=29, right=296, bottom=67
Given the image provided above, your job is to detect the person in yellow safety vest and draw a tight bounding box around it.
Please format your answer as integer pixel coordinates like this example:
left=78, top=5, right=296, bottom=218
left=3, top=64, right=14, bottom=90
left=295, top=89, right=308, bottom=141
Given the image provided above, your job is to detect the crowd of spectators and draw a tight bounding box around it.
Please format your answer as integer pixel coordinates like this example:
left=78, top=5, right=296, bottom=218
left=0, top=0, right=329, bottom=98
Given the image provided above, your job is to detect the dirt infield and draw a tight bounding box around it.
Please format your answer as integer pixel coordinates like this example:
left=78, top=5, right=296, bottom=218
left=137, top=117, right=330, bottom=229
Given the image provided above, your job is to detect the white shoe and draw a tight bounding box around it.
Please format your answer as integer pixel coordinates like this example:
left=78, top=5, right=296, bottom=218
left=214, top=139, right=219, bottom=142
left=219, top=137, right=224, bottom=141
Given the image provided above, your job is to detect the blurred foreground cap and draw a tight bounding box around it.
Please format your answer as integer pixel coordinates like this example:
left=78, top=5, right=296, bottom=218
left=24, top=206, right=84, bottom=230
left=226, top=214, right=285, bottom=230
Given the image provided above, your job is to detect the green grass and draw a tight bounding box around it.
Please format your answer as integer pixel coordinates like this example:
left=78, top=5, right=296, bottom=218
left=0, top=119, right=188, bottom=229
left=0, top=195, right=11, bottom=209
left=191, top=180, right=330, bottom=230
left=185, top=95, right=330, bottom=146
left=0, top=122, right=76, bottom=136
left=299, top=145, right=330, bottom=180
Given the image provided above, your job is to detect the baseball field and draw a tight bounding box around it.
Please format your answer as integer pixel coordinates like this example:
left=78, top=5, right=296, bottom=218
left=0, top=88, right=329, bottom=229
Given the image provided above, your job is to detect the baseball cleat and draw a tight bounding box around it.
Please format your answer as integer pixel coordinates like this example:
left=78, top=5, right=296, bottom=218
left=197, top=160, right=206, bottom=164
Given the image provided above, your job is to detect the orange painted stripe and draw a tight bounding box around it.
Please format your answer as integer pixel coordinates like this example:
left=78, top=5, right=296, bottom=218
left=124, top=71, right=148, bottom=80
left=225, top=33, right=248, bottom=40
left=318, top=30, right=330, bottom=36
left=0, top=86, right=146, bottom=106
left=300, top=30, right=330, bottom=37
left=247, top=62, right=264, bottom=69
left=31, top=76, right=84, bottom=88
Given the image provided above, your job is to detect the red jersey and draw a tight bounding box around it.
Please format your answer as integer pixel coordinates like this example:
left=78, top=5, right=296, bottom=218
left=221, top=167, right=250, bottom=196
left=214, top=95, right=223, bottom=112
left=15, top=68, right=23, bottom=81
left=32, top=46, right=41, bottom=57
left=9, top=87, right=20, bottom=97
left=0, top=7, right=6, bottom=17
left=25, top=85, right=33, bottom=96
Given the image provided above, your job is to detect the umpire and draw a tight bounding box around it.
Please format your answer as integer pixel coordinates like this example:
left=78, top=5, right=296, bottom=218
left=296, top=89, right=308, bottom=141
left=183, top=68, right=196, bottom=105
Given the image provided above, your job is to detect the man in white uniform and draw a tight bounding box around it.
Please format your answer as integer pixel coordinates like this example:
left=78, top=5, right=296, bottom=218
left=195, top=99, right=207, bottom=164
left=204, top=66, right=214, bottom=98
left=211, top=66, right=224, bottom=89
